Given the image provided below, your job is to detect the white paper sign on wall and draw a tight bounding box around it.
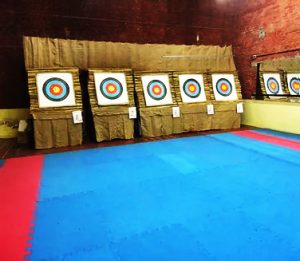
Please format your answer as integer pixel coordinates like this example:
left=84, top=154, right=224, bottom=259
left=18, top=120, right=28, bottom=132
left=212, top=74, right=238, bottom=101
left=72, top=111, right=83, bottom=124
left=128, top=107, right=137, bottom=119
left=178, top=74, right=207, bottom=103
left=36, top=72, right=76, bottom=108
left=207, top=104, right=215, bottom=115
left=262, top=73, right=284, bottom=99
left=94, top=72, right=129, bottom=106
left=172, top=107, right=180, bottom=118
left=286, top=73, right=300, bottom=95
left=141, top=74, right=173, bottom=107
left=237, top=103, right=244, bottom=113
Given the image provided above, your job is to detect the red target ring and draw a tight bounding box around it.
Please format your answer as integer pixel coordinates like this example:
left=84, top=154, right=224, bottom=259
left=49, top=84, right=63, bottom=96
left=106, top=83, right=117, bottom=94
left=152, top=85, right=162, bottom=95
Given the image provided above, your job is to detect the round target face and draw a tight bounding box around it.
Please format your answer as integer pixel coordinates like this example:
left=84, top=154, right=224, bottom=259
left=290, top=77, right=300, bottom=94
left=147, top=80, right=167, bottom=100
left=100, top=78, right=123, bottom=100
left=183, top=79, right=201, bottom=98
left=216, top=78, right=233, bottom=97
left=267, top=77, right=280, bottom=94
left=43, top=78, right=70, bottom=102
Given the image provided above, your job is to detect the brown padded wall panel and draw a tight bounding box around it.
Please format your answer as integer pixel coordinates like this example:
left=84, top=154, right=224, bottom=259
left=23, top=37, right=237, bottom=72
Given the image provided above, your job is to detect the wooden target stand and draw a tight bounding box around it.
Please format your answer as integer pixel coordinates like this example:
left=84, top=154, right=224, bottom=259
left=172, top=72, right=212, bottom=132
left=87, top=69, right=135, bottom=142
left=27, top=68, right=83, bottom=149
left=259, top=71, right=294, bottom=101
left=208, top=72, right=243, bottom=130
left=135, top=71, right=243, bottom=138
left=134, top=71, right=183, bottom=137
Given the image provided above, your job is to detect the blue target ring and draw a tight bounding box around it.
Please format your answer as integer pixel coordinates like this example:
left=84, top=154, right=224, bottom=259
left=183, top=79, right=201, bottom=98
left=43, top=78, right=70, bottom=102
left=100, top=78, right=123, bottom=100
left=290, top=77, right=300, bottom=94
left=267, top=77, right=280, bottom=94
left=216, top=78, right=233, bottom=97
left=147, top=80, right=167, bottom=100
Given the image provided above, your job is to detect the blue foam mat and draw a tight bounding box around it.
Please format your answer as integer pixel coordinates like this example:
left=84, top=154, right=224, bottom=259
left=29, top=133, right=300, bottom=260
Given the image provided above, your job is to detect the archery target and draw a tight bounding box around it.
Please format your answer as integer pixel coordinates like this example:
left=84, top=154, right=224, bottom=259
left=263, top=73, right=284, bottom=98
left=141, top=75, right=173, bottom=106
left=287, top=74, right=300, bottom=95
left=212, top=74, right=238, bottom=101
left=94, top=73, right=129, bottom=106
left=179, top=74, right=206, bottom=103
left=36, top=73, right=76, bottom=108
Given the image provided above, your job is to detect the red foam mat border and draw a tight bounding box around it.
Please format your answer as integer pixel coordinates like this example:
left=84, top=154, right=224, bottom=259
left=233, top=130, right=300, bottom=151
left=0, top=155, right=43, bottom=260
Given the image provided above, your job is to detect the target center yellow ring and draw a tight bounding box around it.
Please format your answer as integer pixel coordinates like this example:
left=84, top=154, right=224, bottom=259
left=154, top=87, right=161, bottom=94
left=221, top=84, right=228, bottom=91
left=189, top=85, right=196, bottom=92
left=294, top=83, right=300, bottom=89
left=108, top=85, right=116, bottom=92
left=52, top=86, right=61, bottom=94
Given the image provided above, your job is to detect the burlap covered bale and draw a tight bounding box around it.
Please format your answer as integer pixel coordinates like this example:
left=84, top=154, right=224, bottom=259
left=171, top=72, right=211, bottom=132
left=32, top=112, right=82, bottom=149
left=210, top=102, right=241, bottom=130
left=206, top=72, right=243, bottom=130
left=179, top=104, right=212, bottom=132
left=27, top=68, right=83, bottom=149
left=139, top=107, right=182, bottom=137
left=93, top=114, right=134, bottom=142
left=87, top=68, right=135, bottom=142
left=134, top=71, right=181, bottom=137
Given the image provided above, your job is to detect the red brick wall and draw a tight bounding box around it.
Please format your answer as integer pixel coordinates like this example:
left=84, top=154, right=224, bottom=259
left=234, top=0, right=300, bottom=98
left=0, top=0, right=239, bottom=108
left=4, top=0, right=299, bottom=106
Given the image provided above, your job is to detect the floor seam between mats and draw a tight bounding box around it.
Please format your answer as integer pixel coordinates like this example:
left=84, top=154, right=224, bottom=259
left=208, top=134, right=300, bottom=168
